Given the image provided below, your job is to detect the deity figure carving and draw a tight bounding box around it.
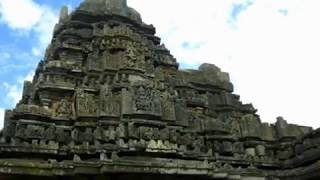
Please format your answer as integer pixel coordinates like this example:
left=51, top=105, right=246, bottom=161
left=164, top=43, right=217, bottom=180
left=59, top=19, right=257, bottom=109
left=53, top=99, right=72, bottom=118
left=76, top=88, right=98, bottom=116
left=125, top=46, right=138, bottom=68
left=161, top=90, right=176, bottom=121
left=100, top=83, right=120, bottom=117
left=134, top=83, right=153, bottom=112
left=123, top=45, right=145, bottom=70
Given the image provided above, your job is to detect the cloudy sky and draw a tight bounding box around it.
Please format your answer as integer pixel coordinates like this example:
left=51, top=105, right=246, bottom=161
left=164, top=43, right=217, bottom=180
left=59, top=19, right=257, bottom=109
left=0, top=0, right=319, bottom=129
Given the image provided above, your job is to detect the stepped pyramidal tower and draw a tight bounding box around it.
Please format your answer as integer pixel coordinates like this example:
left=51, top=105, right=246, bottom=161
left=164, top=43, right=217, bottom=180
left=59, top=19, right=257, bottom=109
left=1, top=0, right=320, bottom=179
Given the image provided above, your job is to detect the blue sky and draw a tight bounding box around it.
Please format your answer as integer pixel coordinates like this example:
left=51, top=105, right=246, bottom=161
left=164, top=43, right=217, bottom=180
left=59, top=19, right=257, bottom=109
left=0, top=0, right=82, bottom=125
left=1, top=0, right=320, bottom=129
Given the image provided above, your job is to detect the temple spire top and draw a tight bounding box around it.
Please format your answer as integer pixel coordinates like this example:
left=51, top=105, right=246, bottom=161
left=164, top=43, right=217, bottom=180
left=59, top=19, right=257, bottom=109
left=79, top=0, right=141, bottom=22
left=105, top=0, right=127, bottom=10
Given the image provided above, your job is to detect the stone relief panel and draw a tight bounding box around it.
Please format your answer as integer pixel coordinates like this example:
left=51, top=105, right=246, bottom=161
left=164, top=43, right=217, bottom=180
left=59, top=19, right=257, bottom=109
left=122, top=44, right=145, bottom=71
left=132, top=81, right=161, bottom=116
left=102, top=41, right=147, bottom=72
left=94, top=126, right=117, bottom=143
left=14, top=122, right=57, bottom=143
left=160, top=90, right=176, bottom=121
left=25, top=125, right=45, bottom=139
left=75, top=88, right=99, bottom=117
left=134, top=82, right=152, bottom=112
left=55, top=127, right=72, bottom=145
left=82, top=75, right=100, bottom=89
left=14, top=104, right=51, bottom=117
left=58, top=49, right=83, bottom=62
left=99, top=84, right=121, bottom=117
left=72, top=127, right=94, bottom=145
left=52, top=98, right=72, bottom=119
left=103, top=49, right=121, bottom=70
left=87, top=50, right=103, bottom=71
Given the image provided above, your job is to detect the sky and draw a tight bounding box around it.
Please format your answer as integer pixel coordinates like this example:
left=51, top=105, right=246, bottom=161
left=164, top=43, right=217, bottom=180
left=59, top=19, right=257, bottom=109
left=0, top=0, right=320, bottom=129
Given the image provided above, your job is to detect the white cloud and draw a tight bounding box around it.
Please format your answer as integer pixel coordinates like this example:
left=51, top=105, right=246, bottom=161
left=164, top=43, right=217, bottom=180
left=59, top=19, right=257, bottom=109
left=0, top=0, right=42, bottom=30
left=128, top=0, right=320, bottom=128
left=0, top=51, right=11, bottom=65
left=0, top=66, right=35, bottom=130
left=0, top=0, right=58, bottom=55
left=4, top=71, right=36, bottom=107
left=33, top=6, right=58, bottom=52
left=32, top=47, right=41, bottom=57
left=2, top=82, right=21, bottom=106
left=18, top=71, right=35, bottom=84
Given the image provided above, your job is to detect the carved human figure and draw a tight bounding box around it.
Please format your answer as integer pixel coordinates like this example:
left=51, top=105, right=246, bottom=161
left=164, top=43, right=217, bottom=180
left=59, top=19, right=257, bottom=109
left=77, top=88, right=87, bottom=113
left=100, top=83, right=112, bottom=113
left=161, top=91, right=175, bottom=120
left=125, top=45, right=138, bottom=68
left=100, top=83, right=119, bottom=116
left=101, top=83, right=111, bottom=97
left=135, top=84, right=152, bottom=112
left=56, top=99, right=71, bottom=117
left=88, top=95, right=98, bottom=114
left=123, top=44, right=145, bottom=70
left=76, top=88, right=98, bottom=116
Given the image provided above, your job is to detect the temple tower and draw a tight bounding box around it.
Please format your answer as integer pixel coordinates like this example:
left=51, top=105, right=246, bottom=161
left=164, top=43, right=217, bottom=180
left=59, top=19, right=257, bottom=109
left=0, top=1, right=319, bottom=180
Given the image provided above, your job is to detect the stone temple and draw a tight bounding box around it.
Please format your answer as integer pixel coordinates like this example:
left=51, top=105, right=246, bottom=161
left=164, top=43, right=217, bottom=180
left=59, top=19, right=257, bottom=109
left=0, top=0, right=320, bottom=179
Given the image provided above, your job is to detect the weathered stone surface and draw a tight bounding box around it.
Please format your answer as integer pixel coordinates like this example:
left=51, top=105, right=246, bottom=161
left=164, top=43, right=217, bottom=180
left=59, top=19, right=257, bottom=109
left=79, top=0, right=142, bottom=23
left=0, top=0, right=319, bottom=180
